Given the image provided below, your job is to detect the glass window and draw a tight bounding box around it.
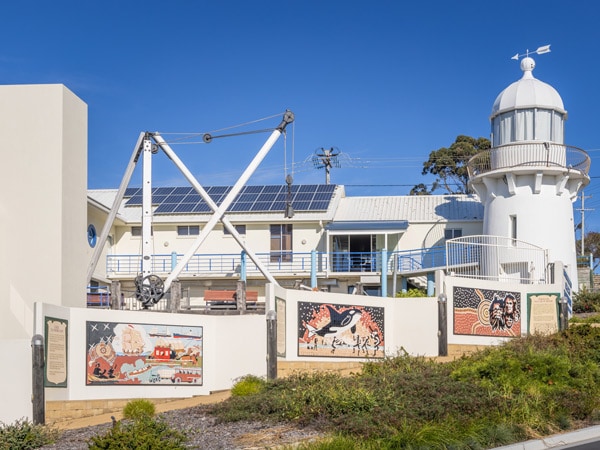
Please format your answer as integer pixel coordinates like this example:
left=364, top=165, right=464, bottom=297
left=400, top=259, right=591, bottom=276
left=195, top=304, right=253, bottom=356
left=270, top=224, right=292, bottom=262
left=87, top=224, right=97, bottom=248
left=132, top=226, right=153, bottom=237
left=444, top=228, right=462, bottom=240
left=223, top=224, right=246, bottom=235
left=177, top=225, right=200, bottom=236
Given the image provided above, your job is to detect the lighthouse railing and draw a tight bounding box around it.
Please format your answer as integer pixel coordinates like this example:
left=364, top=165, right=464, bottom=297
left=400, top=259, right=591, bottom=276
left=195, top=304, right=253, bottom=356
left=467, top=143, right=590, bottom=177
left=446, top=235, right=548, bottom=285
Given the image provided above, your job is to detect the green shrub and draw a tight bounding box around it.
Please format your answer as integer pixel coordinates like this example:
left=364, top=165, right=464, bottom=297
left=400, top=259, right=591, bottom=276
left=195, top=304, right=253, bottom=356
left=395, top=288, right=427, bottom=298
left=122, top=398, right=156, bottom=421
left=230, top=375, right=266, bottom=397
left=572, top=288, right=600, bottom=313
left=0, top=418, right=60, bottom=450
left=88, top=417, right=186, bottom=450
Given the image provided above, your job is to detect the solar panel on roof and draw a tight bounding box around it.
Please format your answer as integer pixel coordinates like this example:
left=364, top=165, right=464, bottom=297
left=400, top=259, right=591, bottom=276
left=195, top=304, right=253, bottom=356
left=243, top=186, right=264, bottom=194
left=155, top=203, right=178, bottom=214
left=127, top=195, right=143, bottom=204
left=271, top=201, right=286, bottom=210
left=311, top=201, right=330, bottom=210
left=317, top=184, right=336, bottom=193
left=154, top=187, right=175, bottom=196
left=174, top=204, right=196, bottom=213
left=172, top=186, right=193, bottom=195
left=125, top=187, right=141, bottom=197
left=294, top=201, right=311, bottom=210
left=262, top=185, right=281, bottom=194
left=294, top=193, right=313, bottom=201
left=193, top=203, right=211, bottom=213
left=123, top=184, right=337, bottom=214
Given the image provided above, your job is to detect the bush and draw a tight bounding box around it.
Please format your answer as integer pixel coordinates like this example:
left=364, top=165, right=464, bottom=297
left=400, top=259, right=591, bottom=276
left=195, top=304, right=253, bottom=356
left=122, top=398, right=156, bottom=421
left=230, top=375, right=266, bottom=397
left=0, top=418, right=59, bottom=450
left=88, top=417, right=187, bottom=450
left=395, top=288, right=427, bottom=298
left=572, top=288, right=600, bottom=313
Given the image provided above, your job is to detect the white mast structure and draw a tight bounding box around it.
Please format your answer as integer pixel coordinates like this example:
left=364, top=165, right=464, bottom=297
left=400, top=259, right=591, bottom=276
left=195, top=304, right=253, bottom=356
left=468, top=46, right=591, bottom=288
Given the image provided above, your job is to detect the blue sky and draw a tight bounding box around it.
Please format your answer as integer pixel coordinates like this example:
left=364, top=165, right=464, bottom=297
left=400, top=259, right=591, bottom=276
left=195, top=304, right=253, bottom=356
left=2, top=1, right=600, bottom=234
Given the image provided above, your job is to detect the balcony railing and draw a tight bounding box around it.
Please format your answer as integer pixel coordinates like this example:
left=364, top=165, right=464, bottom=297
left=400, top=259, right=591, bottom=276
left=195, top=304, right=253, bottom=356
left=446, top=235, right=548, bottom=284
left=106, top=248, right=449, bottom=278
left=467, top=142, right=590, bottom=178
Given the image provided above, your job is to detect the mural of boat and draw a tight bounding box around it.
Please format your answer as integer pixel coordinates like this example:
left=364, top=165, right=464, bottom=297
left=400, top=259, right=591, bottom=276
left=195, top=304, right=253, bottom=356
left=172, top=331, right=202, bottom=340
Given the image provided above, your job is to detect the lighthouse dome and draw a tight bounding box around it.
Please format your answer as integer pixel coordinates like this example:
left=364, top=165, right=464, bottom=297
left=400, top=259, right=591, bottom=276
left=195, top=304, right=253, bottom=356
left=490, top=57, right=566, bottom=146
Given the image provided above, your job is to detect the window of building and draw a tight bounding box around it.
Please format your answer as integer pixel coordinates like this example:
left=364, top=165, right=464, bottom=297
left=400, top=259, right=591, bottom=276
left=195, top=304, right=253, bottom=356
left=131, top=226, right=153, bottom=236
left=223, top=224, right=246, bottom=235
left=510, top=215, right=517, bottom=240
left=444, top=228, right=462, bottom=240
left=177, top=225, right=200, bottom=236
left=270, top=224, right=292, bottom=262
left=87, top=224, right=97, bottom=248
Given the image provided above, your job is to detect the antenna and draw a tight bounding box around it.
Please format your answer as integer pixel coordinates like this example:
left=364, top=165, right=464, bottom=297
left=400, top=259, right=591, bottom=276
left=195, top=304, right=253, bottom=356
left=511, top=44, right=551, bottom=61
left=312, top=147, right=341, bottom=184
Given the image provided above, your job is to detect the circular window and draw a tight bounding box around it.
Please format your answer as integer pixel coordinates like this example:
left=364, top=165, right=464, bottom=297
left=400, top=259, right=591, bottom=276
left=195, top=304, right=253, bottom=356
left=87, top=224, right=97, bottom=248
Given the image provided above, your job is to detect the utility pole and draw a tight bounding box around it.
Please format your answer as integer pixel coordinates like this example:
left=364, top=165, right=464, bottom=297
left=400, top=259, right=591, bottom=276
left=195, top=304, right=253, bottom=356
left=312, top=147, right=341, bottom=184
left=578, top=191, right=593, bottom=255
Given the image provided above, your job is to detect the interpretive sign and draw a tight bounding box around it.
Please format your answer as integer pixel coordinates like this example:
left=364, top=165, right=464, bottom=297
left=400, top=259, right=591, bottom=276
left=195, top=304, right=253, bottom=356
left=45, top=317, right=68, bottom=387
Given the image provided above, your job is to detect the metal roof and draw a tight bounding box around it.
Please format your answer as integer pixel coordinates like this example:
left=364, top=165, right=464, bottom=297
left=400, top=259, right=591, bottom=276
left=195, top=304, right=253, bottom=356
left=332, top=195, right=483, bottom=222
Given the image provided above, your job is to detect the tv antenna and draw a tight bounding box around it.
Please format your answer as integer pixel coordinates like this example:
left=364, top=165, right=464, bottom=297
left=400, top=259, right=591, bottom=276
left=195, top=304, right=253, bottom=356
left=312, top=147, right=341, bottom=184
left=511, top=44, right=551, bottom=61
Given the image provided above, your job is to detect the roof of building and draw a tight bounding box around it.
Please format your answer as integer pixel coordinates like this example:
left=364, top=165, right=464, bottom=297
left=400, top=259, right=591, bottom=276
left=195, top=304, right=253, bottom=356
left=88, top=184, right=345, bottom=223
left=491, top=57, right=566, bottom=118
left=332, top=194, right=483, bottom=222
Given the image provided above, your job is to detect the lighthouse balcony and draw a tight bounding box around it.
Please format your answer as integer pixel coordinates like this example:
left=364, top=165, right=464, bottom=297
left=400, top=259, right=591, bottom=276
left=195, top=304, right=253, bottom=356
left=467, top=142, right=590, bottom=178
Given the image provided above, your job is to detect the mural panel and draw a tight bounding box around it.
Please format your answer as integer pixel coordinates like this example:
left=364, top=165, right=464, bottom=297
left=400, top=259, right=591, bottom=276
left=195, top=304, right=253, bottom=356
left=298, top=302, right=384, bottom=358
left=86, top=321, right=203, bottom=386
left=453, top=287, right=521, bottom=337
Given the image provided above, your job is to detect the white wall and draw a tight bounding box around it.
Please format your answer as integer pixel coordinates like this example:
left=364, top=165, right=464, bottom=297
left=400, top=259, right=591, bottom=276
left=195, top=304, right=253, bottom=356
left=37, top=304, right=266, bottom=402
left=0, top=84, right=88, bottom=342
left=443, top=272, right=564, bottom=347
left=275, top=286, right=438, bottom=360
left=0, top=339, right=32, bottom=423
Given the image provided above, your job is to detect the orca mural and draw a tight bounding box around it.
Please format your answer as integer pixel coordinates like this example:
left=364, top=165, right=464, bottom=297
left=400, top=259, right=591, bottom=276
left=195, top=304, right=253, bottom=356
left=298, top=302, right=384, bottom=358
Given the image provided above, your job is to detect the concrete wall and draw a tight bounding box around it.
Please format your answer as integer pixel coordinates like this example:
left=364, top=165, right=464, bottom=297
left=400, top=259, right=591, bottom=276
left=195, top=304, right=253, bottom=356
left=443, top=271, right=565, bottom=347
left=36, top=303, right=266, bottom=403
left=0, top=339, right=32, bottom=423
left=274, top=286, right=439, bottom=360
left=0, top=84, right=88, bottom=342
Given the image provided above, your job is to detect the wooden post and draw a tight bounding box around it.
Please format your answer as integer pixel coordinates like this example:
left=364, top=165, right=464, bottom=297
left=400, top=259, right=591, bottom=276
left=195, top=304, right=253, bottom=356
left=31, top=334, right=45, bottom=425
left=236, top=280, right=247, bottom=311
left=170, top=280, right=181, bottom=313
left=438, top=293, right=448, bottom=357
left=110, top=281, right=122, bottom=310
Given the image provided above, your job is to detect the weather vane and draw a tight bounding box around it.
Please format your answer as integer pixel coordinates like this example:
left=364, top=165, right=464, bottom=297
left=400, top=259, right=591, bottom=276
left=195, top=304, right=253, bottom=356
left=511, top=44, right=551, bottom=61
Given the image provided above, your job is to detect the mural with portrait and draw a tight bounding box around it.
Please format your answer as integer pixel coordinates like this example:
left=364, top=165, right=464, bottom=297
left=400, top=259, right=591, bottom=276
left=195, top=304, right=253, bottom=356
left=86, top=321, right=203, bottom=386
left=453, top=286, right=521, bottom=337
left=298, top=302, right=384, bottom=358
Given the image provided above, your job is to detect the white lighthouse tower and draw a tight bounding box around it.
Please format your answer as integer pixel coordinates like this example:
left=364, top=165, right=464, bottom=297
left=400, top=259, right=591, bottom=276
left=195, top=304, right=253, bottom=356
left=468, top=49, right=591, bottom=288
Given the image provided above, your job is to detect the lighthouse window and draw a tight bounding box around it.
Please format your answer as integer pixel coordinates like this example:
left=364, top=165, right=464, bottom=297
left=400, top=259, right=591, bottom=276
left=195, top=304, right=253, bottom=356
left=510, top=215, right=517, bottom=241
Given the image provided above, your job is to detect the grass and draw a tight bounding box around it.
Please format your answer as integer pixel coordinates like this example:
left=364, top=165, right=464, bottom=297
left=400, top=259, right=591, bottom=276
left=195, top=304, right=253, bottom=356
left=209, top=324, right=600, bottom=449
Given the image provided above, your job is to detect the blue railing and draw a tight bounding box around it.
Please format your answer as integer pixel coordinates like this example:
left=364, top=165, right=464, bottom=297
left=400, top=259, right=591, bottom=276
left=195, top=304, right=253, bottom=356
left=107, top=247, right=447, bottom=277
